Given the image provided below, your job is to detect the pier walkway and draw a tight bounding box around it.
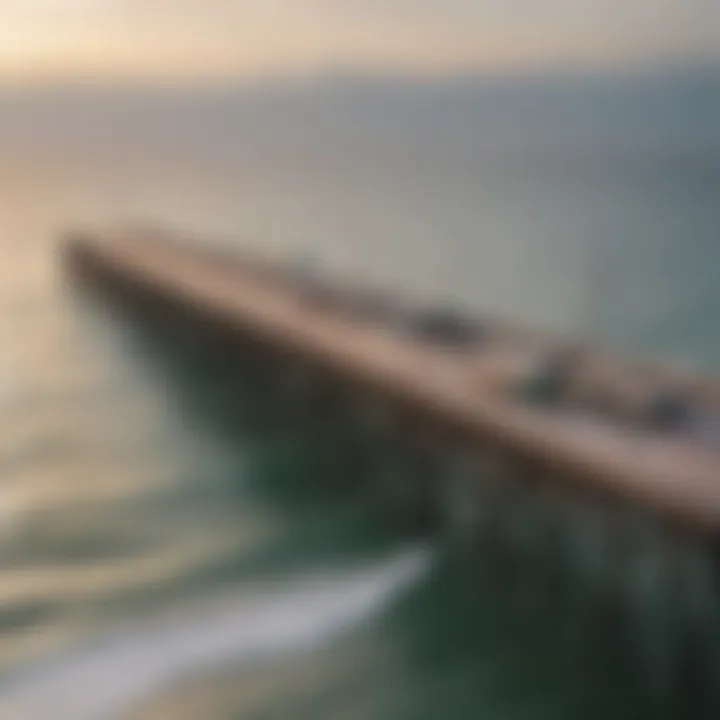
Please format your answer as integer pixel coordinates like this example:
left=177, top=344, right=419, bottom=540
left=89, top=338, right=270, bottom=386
left=65, top=230, right=720, bottom=536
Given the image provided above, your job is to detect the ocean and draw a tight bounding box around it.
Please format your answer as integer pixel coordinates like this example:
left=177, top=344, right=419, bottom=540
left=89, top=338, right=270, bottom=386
left=0, top=71, right=718, bottom=718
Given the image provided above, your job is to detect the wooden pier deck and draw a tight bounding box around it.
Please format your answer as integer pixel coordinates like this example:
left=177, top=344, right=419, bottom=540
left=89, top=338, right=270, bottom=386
left=64, top=230, right=720, bottom=536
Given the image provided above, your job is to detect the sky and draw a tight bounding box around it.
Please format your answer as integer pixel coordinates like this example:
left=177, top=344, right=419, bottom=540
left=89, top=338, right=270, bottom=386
left=0, top=0, right=717, bottom=84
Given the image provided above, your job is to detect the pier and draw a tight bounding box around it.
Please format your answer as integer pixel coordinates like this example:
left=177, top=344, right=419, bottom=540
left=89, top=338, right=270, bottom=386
left=65, top=229, right=720, bottom=716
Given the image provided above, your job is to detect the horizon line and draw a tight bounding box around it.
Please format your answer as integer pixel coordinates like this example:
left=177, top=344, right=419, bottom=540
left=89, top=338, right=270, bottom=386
left=0, top=57, right=717, bottom=93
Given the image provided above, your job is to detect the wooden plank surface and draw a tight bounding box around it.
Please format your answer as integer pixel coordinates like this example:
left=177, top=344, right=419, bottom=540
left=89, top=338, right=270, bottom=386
left=66, top=232, right=720, bottom=534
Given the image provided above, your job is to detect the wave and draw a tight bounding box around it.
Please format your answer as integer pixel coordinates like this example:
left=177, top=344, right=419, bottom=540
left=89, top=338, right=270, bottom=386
left=0, top=545, right=431, bottom=720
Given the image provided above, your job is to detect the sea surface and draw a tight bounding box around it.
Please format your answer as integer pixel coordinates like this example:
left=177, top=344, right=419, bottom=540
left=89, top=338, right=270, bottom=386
left=0, top=72, right=718, bottom=718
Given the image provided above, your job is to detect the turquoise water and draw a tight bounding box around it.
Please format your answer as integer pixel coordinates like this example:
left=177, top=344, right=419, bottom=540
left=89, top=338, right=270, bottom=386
left=0, top=73, right=718, bottom=717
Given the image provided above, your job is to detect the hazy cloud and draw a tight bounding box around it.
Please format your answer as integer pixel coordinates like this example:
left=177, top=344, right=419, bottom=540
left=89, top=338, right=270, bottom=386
left=0, top=0, right=717, bottom=82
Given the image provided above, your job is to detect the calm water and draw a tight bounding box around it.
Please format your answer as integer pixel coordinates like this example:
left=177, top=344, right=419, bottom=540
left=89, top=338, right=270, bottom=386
left=0, top=73, right=718, bottom=718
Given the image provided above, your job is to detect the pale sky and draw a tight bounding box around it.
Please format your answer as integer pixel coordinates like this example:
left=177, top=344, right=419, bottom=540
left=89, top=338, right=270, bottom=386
left=0, top=0, right=716, bottom=83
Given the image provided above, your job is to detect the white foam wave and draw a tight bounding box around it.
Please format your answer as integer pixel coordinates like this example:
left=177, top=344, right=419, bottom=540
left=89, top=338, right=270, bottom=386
left=0, top=546, right=431, bottom=720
